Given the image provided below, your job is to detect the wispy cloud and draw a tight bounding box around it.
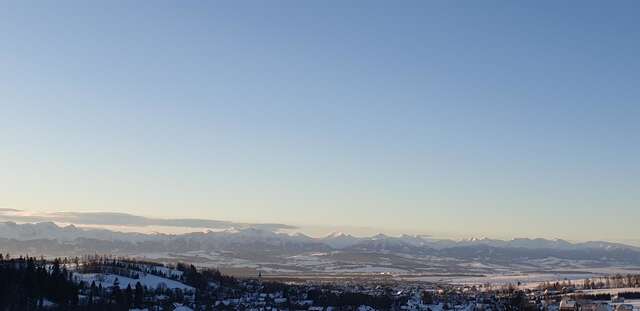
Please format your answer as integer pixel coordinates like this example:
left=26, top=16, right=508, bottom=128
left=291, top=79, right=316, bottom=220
left=0, top=209, right=295, bottom=232
left=0, top=208, right=22, bottom=212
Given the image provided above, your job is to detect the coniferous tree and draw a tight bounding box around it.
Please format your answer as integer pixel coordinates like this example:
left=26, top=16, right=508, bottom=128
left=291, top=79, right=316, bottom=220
left=134, top=281, right=145, bottom=308
left=125, top=284, right=133, bottom=309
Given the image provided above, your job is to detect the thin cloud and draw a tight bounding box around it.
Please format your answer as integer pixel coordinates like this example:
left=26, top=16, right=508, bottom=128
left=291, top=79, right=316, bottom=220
left=0, top=210, right=296, bottom=231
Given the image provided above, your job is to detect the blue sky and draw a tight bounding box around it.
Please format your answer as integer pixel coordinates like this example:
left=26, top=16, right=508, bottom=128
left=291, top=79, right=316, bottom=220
left=1, top=1, right=639, bottom=241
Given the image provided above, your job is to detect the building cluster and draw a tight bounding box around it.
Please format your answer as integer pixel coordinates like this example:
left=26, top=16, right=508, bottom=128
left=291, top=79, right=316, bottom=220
left=5, top=255, right=639, bottom=311
left=69, top=272, right=640, bottom=311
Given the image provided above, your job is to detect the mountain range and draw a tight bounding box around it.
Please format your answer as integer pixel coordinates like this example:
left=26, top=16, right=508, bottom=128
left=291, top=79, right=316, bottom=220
left=1, top=221, right=639, bottom=279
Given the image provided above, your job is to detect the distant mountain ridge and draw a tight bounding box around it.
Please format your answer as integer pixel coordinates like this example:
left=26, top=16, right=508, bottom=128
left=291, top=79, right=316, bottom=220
left=1, top=221, right=639, bottom=275
left=0, top=221, right=637, bottom=251
left=1, top=221, right=635, bottom=251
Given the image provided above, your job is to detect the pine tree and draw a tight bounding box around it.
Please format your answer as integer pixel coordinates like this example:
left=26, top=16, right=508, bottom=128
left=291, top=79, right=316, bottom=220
left=134, top=281, right=145, bottom=308
left=125, top=284, right=134, bottom=309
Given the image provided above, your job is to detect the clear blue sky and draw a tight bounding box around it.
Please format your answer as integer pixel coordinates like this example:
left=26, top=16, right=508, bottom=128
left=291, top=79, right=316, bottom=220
left=1, top=1, right=638, bottom=241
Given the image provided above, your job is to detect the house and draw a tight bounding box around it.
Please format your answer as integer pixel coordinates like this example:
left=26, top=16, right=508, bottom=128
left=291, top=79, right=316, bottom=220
left=580, top=302, right=611, bottom=311
left=298, top=300, right=314, bottom=306
left=559, top=298, right=577, bottom=311
left=614, top=305, right=633, bottom=311
left=611, top=295, right=624, bottom=303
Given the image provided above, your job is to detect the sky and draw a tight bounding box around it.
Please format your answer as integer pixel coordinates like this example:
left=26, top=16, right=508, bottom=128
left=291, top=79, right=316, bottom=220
left=1, top=1, right=639, bottom=242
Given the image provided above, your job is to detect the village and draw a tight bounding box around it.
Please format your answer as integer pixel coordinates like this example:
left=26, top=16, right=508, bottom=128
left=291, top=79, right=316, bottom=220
left=2, top=254, right=640, bottom=311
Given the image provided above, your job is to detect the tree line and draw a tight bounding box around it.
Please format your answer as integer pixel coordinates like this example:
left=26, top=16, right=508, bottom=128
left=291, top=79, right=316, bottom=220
left=0, top=256, right=78, bottom=310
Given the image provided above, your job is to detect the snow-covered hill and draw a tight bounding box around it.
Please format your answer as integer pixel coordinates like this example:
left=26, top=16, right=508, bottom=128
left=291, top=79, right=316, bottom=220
left=73, top=272, right=194, bottom=291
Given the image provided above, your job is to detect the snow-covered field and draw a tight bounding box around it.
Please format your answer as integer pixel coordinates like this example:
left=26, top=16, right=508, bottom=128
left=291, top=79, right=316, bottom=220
left=73, top=272, right=194, bottom=291
left=608, top=299, right=640, bottom=311
left=580, top=288, right=640, bottom=295
left=398, top=272, right=596, bottom=288
left=127, top=249, right=640, bottom=287
left=325, top=265, right=408, bottom=274
left=456, top=272, right=593, bottom=286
